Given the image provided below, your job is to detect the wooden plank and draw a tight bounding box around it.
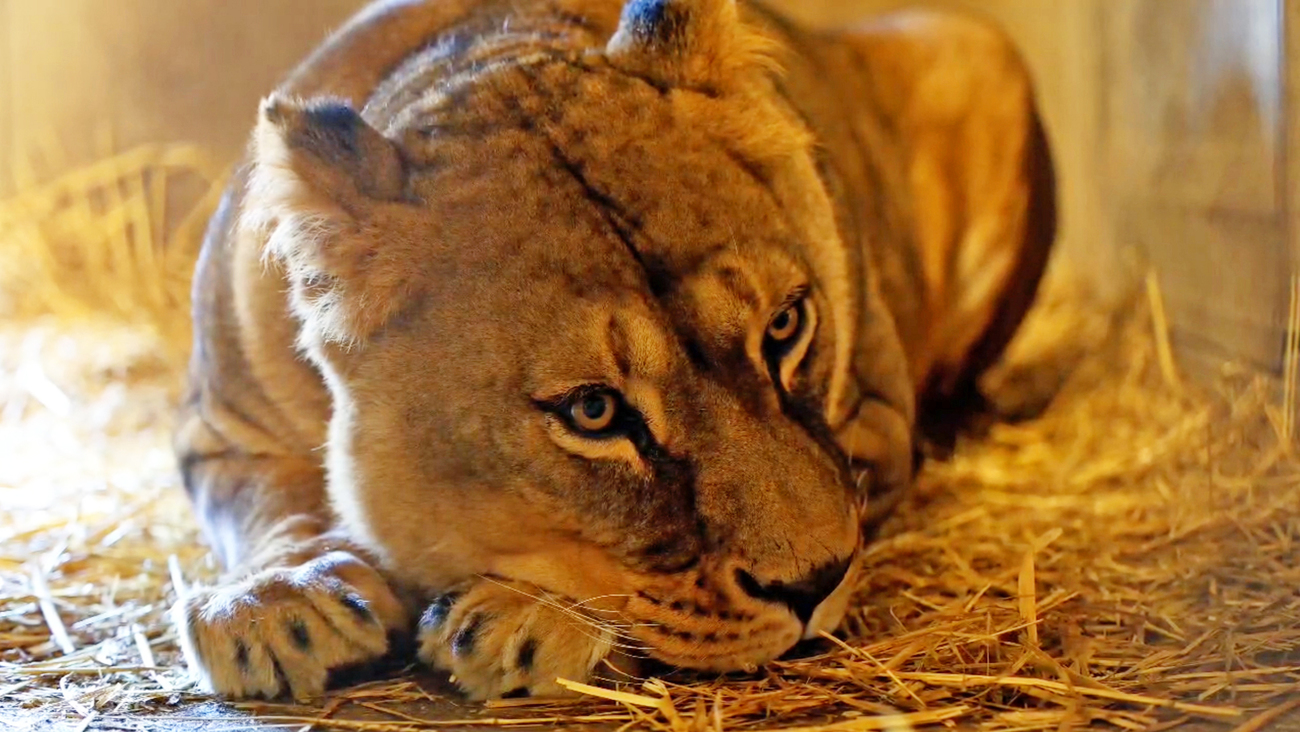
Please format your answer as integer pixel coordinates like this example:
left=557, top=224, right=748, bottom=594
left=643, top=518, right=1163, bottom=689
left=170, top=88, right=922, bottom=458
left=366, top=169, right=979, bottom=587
left=1099, top=0, right=1286, bottom=373
left=1283, top=0, right=1300, bottom=417
left=0, top=0, right=13, bottom=195
left=1100, top=0, right=1282, bottom=214
left=1287, top=0, right=1300, bottom=299
left=1117, top=204, right=1287, bottom=372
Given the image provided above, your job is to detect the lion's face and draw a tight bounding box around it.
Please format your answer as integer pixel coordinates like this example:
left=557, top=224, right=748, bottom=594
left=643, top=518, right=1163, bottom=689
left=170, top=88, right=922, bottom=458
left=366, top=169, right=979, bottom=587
left=248, top=0, right=884, bottom=672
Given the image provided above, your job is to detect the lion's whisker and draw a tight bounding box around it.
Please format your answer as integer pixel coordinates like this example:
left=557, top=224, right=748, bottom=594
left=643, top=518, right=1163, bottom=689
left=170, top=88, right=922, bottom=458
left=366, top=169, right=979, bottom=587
left=475, top=575, right=643, bottom=642
left=564, top=592, right=634, bottom=611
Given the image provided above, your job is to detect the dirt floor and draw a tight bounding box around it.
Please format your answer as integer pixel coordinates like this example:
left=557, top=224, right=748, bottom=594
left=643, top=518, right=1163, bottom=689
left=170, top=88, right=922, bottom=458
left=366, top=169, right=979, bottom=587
left=9, top=703, right=1300, bottom=732
left=1, top=674, right=636, bottom=732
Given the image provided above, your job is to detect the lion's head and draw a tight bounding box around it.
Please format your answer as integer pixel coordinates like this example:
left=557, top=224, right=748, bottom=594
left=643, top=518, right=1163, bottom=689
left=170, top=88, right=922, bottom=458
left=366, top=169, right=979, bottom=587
left=243, top=0, right=911, bottom=673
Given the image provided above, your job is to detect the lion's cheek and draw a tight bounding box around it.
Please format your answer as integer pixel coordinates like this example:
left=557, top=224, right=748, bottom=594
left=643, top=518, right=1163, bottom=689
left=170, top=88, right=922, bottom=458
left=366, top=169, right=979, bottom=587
left=327, top=443, right=631, bottom=601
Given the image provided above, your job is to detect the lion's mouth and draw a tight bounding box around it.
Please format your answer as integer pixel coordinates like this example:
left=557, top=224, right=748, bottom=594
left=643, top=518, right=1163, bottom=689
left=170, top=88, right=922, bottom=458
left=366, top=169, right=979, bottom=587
left=615, top=557, right=860, bottom=674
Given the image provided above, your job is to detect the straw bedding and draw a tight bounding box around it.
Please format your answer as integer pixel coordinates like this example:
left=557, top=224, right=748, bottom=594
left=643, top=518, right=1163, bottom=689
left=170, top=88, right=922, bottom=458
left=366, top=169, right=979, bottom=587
left=2, top=146, right=1299, bottom=731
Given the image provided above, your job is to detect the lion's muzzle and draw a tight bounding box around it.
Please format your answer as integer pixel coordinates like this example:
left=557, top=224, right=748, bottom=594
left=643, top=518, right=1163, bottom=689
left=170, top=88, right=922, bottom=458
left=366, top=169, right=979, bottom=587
left=623, top=550, right=859, bottom=672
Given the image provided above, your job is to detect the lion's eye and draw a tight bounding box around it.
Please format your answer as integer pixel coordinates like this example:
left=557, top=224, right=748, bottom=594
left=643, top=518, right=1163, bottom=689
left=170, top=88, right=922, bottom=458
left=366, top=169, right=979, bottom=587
left=569, top=391, right=618, bottom=433
left=766, top=302, right=802, bottom=343
left=762, top=295, right=813, bottom=392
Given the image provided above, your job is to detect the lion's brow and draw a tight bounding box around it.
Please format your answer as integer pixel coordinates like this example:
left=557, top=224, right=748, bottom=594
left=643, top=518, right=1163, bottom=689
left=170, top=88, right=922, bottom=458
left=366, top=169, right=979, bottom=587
left=605, top=308, right=669, bottom=379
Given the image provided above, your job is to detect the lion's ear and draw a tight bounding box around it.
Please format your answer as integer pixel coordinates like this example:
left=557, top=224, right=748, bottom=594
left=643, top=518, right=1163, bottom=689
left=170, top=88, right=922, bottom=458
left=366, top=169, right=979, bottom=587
left=245, top=95, right=412, bottom=347
left=604, top=0, right=777, bottom=90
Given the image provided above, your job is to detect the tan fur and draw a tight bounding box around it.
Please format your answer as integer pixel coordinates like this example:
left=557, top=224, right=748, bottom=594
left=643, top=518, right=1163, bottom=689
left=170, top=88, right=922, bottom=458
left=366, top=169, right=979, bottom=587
left=172, top=0, right=1055, bottom=701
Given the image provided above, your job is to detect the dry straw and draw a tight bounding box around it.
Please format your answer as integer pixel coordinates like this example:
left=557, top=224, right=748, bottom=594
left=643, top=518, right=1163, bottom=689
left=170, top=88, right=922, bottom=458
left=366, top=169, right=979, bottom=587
left=2, top=146, right=1300, bottom=731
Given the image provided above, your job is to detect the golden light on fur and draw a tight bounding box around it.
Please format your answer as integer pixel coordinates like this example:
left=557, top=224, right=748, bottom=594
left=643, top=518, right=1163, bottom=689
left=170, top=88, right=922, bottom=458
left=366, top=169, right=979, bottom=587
left=5, top=152, right=1300, bottom=726
left=164, top=0, right=1058, bottom=704
left=247, top=94, right=413, bottom=349
left=7, top=1, right=1300, bottom=729
left=544, top=413, right=649, bottom=474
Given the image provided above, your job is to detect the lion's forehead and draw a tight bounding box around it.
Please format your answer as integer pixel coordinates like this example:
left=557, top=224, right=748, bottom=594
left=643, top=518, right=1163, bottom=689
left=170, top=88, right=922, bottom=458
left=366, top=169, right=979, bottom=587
left=392, top=58, right=809, bottom=261
left=366, top=55, right=824, bottom=403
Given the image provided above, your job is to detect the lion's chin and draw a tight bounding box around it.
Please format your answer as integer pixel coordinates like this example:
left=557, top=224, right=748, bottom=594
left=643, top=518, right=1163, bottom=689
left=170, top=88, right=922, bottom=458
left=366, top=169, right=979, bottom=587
left=632, top=599, right=852, bottom=676
left=619, top=608, right=801, bottom=674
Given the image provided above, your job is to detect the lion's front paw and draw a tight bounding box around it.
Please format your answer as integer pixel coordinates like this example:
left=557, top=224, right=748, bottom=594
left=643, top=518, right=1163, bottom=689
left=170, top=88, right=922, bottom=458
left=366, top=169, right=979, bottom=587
left=416, top=581, right=618, bottom=699
left=171, top=551, right=408, bottom=700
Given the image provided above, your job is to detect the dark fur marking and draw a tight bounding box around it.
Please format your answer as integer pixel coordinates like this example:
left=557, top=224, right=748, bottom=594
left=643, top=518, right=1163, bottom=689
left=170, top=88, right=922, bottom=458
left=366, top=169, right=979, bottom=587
left=610, top=336, right=633, bottom=377
left=516, top=638, right=539, bottom=671
left=176, top=405, right=286, bottom=509
left=270, top=653, right=291, bottom=697
left=734, top=557, right=852, bottom=625
left=507, top=62, right=681, bottom=297
left=288, top=619, right=312, bottom=651
left=613, top=0, right=727, bottom=98
left=636, top=538, right=701, bottom=574
left=643, top=455, right=701, bottom=553
left=202, top=389, right=282, bottom=456
left=615, top=67, right=677, bottom=96
left=235, top=639, right=251, bottom=672
left=537, top=134, right=659, bottom=290
left=721, top=147, right=779, bottom=200
left=552, top=9, right=599, bottom=31
left=339, top=593, right=375, bottom=625
left=638, top=591, right=663, bottom=606
left=620, top=0, right=682, bottom=44
left=452, top=614, right=485, bottom=658
left=713, top=265, right=762, bottom=312
left=540, top=49, right=675, bottom=95
left=419, top=595, right=457, bottom=633
left=680, top=336, right=712, bottom=373
left=297, top=102, right=363, bottom=158
left=176, top=448, right=276, bottom=482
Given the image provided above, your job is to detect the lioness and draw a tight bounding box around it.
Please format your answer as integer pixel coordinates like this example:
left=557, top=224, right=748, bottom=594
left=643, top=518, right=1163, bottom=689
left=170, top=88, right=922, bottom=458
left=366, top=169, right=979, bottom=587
left=173, top=0, right=1054, bottom=701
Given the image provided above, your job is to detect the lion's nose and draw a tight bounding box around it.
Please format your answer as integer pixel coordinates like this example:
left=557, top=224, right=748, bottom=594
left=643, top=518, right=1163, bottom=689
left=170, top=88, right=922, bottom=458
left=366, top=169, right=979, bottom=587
left=734, top=557, right=853, bottom=625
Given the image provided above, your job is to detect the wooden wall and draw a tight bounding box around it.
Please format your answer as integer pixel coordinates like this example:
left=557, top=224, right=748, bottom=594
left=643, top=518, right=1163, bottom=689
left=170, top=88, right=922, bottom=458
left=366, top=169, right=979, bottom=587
left=0, top=0, right=362, bottom=193
left=793, top=0, right=1290, bottom=373
left=0, top=0, right=1291, bottom=374
left=1101, top=0, right=1286, bottom=373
